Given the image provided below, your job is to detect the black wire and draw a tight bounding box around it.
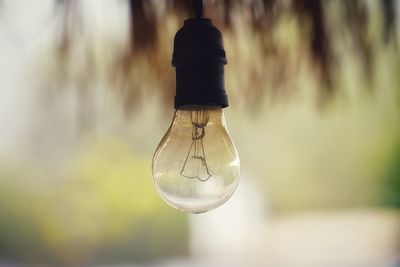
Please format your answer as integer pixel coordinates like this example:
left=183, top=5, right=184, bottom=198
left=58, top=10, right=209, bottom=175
left=192, top=0, right=203, bottom=18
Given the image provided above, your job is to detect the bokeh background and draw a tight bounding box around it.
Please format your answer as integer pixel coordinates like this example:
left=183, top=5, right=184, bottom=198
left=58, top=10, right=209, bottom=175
left=0, top=0, right=400, bottom=266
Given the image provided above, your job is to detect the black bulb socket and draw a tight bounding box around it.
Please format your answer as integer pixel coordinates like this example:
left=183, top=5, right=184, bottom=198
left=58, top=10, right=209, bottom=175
left=172, top=18, right=228, bottom=109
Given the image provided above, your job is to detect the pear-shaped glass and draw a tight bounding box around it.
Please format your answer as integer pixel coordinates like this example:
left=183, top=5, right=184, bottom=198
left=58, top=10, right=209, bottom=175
left=152, top=108, right=240, bottom=213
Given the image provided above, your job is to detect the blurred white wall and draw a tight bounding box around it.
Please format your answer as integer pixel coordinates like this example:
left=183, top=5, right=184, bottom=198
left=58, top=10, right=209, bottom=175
left=189, top=174, right=268, bottom=266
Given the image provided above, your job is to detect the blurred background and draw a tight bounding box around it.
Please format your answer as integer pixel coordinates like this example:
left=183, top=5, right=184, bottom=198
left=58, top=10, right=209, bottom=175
left=0, top=0, right=400, bottom=266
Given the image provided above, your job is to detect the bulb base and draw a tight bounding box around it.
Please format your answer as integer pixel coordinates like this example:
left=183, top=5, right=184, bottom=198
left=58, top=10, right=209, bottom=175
left=172, top=18, right=228, bottom=109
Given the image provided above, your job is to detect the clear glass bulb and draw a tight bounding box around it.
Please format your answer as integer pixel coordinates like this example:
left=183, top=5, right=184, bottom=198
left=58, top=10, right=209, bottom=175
left=152, top=108, right=240, bottom=213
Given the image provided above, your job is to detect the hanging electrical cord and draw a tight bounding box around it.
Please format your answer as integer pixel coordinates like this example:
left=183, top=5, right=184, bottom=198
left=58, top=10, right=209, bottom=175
left=192, top=0, right=203, bottom=18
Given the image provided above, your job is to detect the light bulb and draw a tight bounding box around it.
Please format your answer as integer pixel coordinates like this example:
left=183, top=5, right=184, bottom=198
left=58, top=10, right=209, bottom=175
left=152, top=15, right=238, bottom=212
left=152, top=108, right=239, bottom=213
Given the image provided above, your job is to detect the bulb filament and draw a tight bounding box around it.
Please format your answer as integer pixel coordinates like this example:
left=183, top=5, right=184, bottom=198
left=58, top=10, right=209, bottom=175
left=180, top=110, right=212, bottom=182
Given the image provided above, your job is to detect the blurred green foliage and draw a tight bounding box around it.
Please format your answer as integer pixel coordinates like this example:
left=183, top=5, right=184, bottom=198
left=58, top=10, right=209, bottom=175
left=0, top=138, right=188, bottom=265
left=384, top=142, right=400, bottom=208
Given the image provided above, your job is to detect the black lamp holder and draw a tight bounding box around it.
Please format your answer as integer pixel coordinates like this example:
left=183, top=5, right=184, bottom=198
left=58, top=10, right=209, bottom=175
left=172, top=0, right=228, bottom=109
